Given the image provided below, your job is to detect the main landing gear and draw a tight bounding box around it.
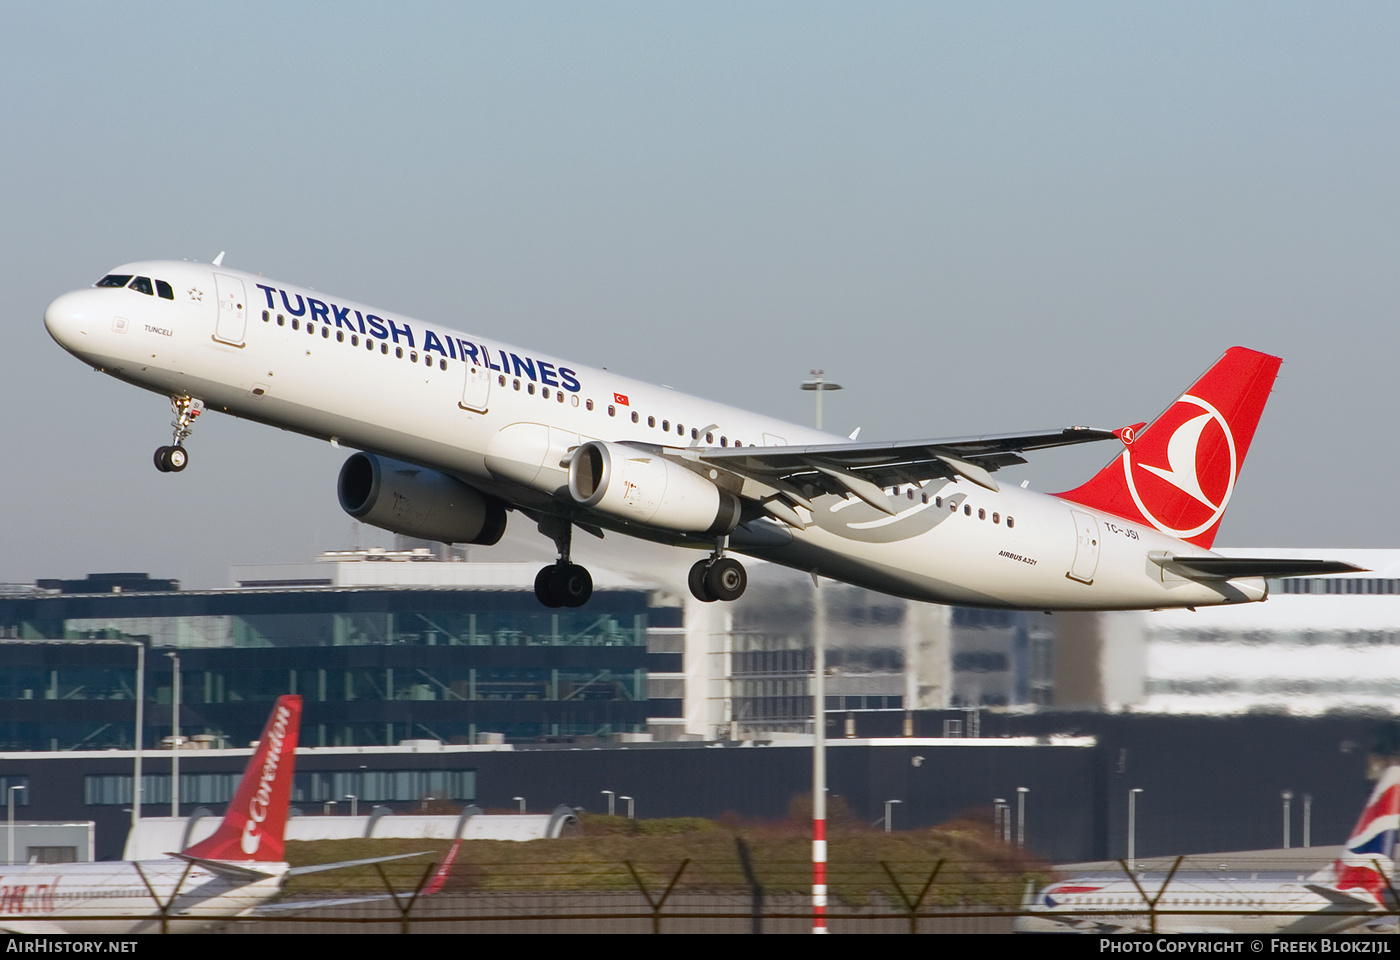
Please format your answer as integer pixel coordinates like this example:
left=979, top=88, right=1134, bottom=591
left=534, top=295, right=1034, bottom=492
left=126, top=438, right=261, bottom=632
left=688, top=538, right=748, bottom=603
left=535, top=517, right=593, bottom=608
left=154, top=395, right=204, bottom=473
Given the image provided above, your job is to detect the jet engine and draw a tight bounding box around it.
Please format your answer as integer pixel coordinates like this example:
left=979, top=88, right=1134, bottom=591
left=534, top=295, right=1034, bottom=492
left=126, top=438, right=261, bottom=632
left=338, top=452, right=507, bottom=544
left=568, top=440, right=740, bottom=535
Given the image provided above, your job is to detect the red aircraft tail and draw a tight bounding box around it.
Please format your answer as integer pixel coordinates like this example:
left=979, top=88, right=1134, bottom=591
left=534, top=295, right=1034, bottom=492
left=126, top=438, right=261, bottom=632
left=1055, top=347, right=1281, bottom=548
left=183, top=695, right=302, bottom=863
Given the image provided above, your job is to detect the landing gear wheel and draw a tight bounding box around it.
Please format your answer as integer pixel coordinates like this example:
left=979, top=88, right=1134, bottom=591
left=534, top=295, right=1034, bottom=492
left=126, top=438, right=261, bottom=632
left=557, top=563, right=592, bottom=607
left=688, top=559, right=718, bottom=603
left=705, top=557, right=747, bottom=602
left=535, top=563, right=594, bottom=608
left=154, top=446, right=172, bottom=473
left=535, top=565, right=564, bottom=608
left=165, top=445, right=188, bottom=472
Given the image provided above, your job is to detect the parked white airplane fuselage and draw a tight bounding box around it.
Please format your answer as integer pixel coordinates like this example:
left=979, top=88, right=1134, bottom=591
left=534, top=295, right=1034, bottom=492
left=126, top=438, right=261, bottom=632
left=0, top=860, right=285, bottom=935
left=45, top=259, right=1277, bottom=610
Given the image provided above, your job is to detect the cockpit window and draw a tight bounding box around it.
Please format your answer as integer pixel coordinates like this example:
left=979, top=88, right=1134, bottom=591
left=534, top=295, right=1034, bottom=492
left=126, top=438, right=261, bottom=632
left=129, top=277, right=154, bottom=295
left=96, top=275, right=132, bottom=288
left=155, top=280, right=174, bottom=300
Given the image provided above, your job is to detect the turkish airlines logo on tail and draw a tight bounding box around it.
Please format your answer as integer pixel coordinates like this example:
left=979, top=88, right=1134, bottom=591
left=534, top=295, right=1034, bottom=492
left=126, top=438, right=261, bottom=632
left=1121, top=394, right=1237, bottom=540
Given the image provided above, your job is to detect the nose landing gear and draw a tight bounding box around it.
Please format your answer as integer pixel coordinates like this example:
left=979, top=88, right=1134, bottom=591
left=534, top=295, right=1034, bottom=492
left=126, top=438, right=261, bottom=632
left=154, top=396, right=204, bottom=473
left=688, top=538, right=748, bottom=603
left=534, top=517, right=593, bottom=608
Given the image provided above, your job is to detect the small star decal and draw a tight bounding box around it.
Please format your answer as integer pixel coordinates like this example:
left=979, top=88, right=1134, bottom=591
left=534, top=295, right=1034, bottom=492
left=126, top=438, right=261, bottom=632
left=188, top=288, right=203, bottom=301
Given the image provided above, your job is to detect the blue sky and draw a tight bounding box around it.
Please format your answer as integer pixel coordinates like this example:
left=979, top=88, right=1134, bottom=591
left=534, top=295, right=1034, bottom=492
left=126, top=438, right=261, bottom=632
left=5, top=3, right=1398, bottom=585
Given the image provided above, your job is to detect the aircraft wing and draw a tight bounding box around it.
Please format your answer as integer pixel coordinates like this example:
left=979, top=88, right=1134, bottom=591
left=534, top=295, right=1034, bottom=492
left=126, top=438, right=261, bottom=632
left=649, top=425, right=1115, bottom=524
left=1166, top=558, right=1367, bottom=579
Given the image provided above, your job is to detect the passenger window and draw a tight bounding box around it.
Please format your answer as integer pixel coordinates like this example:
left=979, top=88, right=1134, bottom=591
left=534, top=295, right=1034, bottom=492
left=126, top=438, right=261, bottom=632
left=129, top=277, right=153, bottom=295
left=921, top=493, right=928, bottom=504
left=907, top=489, right=915, bottom=500
left=395, top=347, right=403, bottom=358
left=608, top=405, right=615, bottom=416
left=336, top=331, right=344, bottom=342
left=935, top=497, right=942, bottom=507
left=96, top=275, right=132, bottom=288
left=706, top=432, right=713, bottom=443
left=631, top=412, right=639, bottom=423
left=308, top=323, right=315, bottom=335
left=381, top=343, right=388, bottom=354
left=528, top=383, right=536, bottom=395
left=1007, top=517, right=1015, bottom=529
left=677, top=423, right=685, bottom=435
left=277, top=315, right=285, bottom=326
left=410, top=351, right=418, bottom=362
left=721, top=437, right=728, bottom=446
left=499, top=374, right=506, bottom=385
left=156, top=280, right=174, bottom=300
left=558, top=392, right=565, bottom=403
left=262, top=310, right=270, bottom=322
left=993, top=513, right=1000, bottom=524
left=322, top=327, right=331, bottom=338
left=440, top=359, right=447, bottom=370
left=648, top=417, right=655, bottom=428
left=292, top=319, right=300, bottom=330
left=513, top=379, right=520, bottom=390
left=978, top=508, right=986, bottom=520
left=964, top=505, right=971, bottom=516
left=586, top=399, right=594, bottom=411
left=662, top=420, right=669, bottom=431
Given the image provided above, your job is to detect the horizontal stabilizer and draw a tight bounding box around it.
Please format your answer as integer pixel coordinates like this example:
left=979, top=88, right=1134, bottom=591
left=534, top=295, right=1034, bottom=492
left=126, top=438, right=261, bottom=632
left=169, top=852, right=279, bottom=883
left=1303, top=884, right=1380, bottom=909
left=286, top=850, right=433, bottom=877
left=1168, top=557, right=1367, bottom=580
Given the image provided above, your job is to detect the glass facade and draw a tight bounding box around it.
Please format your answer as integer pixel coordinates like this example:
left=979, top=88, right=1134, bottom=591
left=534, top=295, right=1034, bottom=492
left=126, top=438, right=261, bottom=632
left=0, top=586, right=671, bottom=750
left=84, top=769, right=475, bottom=806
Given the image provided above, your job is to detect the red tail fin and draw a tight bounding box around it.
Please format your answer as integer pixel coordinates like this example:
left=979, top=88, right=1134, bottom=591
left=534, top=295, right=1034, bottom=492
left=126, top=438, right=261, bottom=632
left=183, top=695, right=301, bottom=863
left=1055, top=347, right=1282, bottom=548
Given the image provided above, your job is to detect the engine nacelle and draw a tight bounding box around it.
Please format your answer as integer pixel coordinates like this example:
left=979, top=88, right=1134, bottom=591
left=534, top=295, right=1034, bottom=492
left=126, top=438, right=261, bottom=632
left=568, top=440, right=740, bottom=535
left=338, top=452, right=507, bottom=545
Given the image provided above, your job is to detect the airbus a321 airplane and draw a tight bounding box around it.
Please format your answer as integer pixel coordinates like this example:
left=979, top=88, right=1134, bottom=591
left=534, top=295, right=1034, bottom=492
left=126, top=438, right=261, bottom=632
left=44, top=258, right=1356, bottom=609
left=1015, top=765, right=1400, bottom=934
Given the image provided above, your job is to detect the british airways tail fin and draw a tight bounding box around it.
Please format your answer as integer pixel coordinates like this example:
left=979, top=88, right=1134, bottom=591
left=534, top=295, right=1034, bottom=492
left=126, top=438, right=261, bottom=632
left=1327, top=765, right=1400, bottom=904
left=183, top=695, right=301, bottom=863
left=1055, top=347, right=1282, bottom=549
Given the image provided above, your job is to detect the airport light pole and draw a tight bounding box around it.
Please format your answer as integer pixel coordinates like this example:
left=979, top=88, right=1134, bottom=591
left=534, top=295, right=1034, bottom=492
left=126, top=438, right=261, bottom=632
left=1303, top=794, right=1312, bottom=848
left=1128, top=788, right=1144, bottom=872
left=1281, top=790, right=1293, bottom=849
left=620, top=796, right=634, bottom=820
left=884, top=799, right=902, bottom=833
left=129, top=641, right=145, bottom=836
left=800, top=372, right=838, bottom=934
left=7, top=785, right=24, bottom=864
left=800, top=370, right=842, bottom=431
left=167, top=651, right=180, bottom=818
left=811, top=575, right=827, bottom=934
left=1017, top=787, right=1029, bottom=849
left=993, top=798, right=1008, bottom=844
left=513, top=796, right=525, bottom=814
left=601, top=790, right=615, bottom=817
left=345, top=794, right=357, bottom=817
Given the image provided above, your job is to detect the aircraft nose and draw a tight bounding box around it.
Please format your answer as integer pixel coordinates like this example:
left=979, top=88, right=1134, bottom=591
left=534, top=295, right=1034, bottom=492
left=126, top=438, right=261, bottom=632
left=44, top=290, right=97, bottom=351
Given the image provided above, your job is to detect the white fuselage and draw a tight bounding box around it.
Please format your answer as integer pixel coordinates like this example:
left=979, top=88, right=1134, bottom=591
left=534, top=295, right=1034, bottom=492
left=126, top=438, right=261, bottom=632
left=1015, top=874, right=1383, bottom=935
left=44, top=260, right=1266, bottom=610
left=0, top=859, right=285, bottom=934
